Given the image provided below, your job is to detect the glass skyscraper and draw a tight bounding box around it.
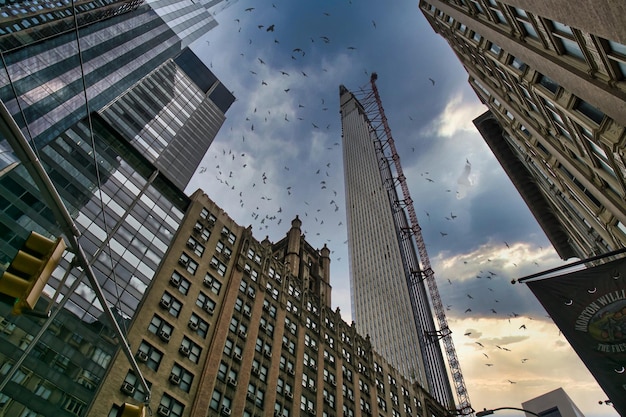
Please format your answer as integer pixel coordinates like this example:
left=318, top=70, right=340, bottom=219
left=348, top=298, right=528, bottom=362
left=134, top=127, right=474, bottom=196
left=0, top=1, right=232, bottom=415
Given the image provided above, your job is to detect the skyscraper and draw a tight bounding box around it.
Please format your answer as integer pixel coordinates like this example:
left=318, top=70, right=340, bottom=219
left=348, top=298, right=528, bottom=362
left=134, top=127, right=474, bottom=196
left=339, top=82, right=457, bottom=411
left=0, top=2, right=232, bottom=414
left=418, top=0, right=626, bottom=260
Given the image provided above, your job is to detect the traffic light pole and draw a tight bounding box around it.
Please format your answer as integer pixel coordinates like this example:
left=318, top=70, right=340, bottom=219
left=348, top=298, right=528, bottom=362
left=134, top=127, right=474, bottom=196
left=0, top=101, right=151, bottom=403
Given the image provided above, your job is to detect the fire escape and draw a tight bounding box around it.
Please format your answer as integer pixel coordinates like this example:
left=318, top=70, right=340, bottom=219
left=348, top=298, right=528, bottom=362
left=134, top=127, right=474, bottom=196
left=353, top=73, right=473, bottom=416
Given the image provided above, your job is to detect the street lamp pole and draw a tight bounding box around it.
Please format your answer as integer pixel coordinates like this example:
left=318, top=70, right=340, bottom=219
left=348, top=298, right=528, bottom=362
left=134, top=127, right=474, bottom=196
left=476, top=407, right=540, bottom=417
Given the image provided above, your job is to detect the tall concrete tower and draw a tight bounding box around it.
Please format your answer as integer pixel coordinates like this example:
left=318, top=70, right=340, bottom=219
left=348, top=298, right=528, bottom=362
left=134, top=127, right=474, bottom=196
left=339, top=83, right=457, bottom=410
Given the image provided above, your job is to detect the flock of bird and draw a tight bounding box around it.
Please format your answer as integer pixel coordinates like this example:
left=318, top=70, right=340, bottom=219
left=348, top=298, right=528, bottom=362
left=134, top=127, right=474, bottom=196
left=194, top=0, right=562, bottom=393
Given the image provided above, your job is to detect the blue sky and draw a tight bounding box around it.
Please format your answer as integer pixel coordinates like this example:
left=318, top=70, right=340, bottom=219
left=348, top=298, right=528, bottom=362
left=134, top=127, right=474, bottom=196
left=188, top=0, right=618, bottom=415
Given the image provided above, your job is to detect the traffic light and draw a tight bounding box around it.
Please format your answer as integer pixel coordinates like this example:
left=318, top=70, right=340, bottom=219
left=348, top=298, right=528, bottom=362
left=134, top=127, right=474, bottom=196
left=116, top=403, right=145, bottom=417
left=0, top=231, right=66, bottom=315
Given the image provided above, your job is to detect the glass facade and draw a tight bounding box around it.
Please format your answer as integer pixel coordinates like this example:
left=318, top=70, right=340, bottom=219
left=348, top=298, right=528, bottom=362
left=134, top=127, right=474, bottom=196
left=99, top=48, right=235, bottom=190
left=0, top=1, right=229, bottom=416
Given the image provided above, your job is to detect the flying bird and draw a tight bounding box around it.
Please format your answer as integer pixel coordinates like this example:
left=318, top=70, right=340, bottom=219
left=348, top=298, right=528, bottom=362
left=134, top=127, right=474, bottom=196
left=245, top=7, right=254, bottom=11
left=429, top=77, right=435, bottom=85
left=266, top=24, right=275, bottom=32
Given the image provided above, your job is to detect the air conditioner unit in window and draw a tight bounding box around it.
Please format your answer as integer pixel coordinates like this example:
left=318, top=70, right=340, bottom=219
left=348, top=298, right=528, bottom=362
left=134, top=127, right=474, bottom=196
left=157, top=405, right=171, bottom=417
left=233, top=353, right=242, bottom=362
left=227, top=377, right=237, bottom=387
left=169, top=373, right=181, bottom=385
left=274, top=411, right=281, bottom=417
left=311, top=344, right=318, bottom=352
left=238, top=330, right=247, bottom=339
left=179, top=345, right=190, bottom=357
left=221, top=229, right=229, bottom=236
left=251, top=366, right=260, bottom=375
left=210, top=262, right=218, bottom=269
left=120, top=381, right=135, bottom=396
left=169, top=276, right=180, bottom=287
left=246, top=391, right=255, bottom=400
left=203, top=277, right=212, bottom=287
left=193, top=225, right=202, bottom=233
left=243, top=309, right=251, bottom=317
left=158, top=330, right=170, bottom=342
left=136, top=351, right=148, bottom=362
left=188, top=320, right=198, bottom=331
left=264, top=350, right=272, bottom=358
left=247, top=291, right=255, bottom=299
left=159, top=299, right=171, bottom=309
left=223, top=252, right=231, bottom=259
left=285, top=391, right=293, bottom=399
left=186, top=241, right=195, bottom=249
left=262, top=304, right=270, bottom=312
left=178, top=259, right=188, bottom=267
left=260, top=324, right=267, bottom=332
left=243, top=268, right=251, bottom=275
left=220, top=405, right=232, bottom=416
left=307, top=407, right=316, bottom=415
left=287, top=368, right=294, bottom=376
left=205, top=305, right=214, bottom=315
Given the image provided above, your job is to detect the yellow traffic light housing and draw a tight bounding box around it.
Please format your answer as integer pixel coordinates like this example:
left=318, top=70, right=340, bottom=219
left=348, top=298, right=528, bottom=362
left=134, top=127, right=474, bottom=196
left=117, top=403, right=146, bottom=417
left=0, top=231, right=66, bottom=315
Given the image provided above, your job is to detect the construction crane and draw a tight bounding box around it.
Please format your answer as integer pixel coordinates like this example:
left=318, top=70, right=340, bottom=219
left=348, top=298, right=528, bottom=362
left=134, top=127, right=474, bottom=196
left=355, top=73, right=473, bottom=416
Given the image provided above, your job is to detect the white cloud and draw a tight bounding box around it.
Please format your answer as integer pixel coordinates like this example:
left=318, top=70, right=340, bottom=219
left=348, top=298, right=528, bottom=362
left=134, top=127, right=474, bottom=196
left=425, top=91, right=487, bottom=138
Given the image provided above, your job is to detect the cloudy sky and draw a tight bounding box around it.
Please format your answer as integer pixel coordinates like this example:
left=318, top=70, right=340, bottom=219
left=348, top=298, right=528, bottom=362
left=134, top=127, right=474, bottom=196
left=187, top=0, right=617, bottom=415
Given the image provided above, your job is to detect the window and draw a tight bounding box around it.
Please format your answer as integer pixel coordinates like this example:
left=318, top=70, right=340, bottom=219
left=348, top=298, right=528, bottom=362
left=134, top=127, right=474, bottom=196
left=324, top=349, right=335, bottom=364
left=160, top=393, right=185, bottom=417
left=137, top=341, right=163, bottom=371
left=265, top=299, right=278, bottom=318
left=178, top=252, right=198, bottom=275
left=574, top=99, right=605, bottom=125
left=220, top=226, right=236, bottom=244
left=512, top=7, right=538, bottom=39
left=550, top=21, right=584, bottom=60
left=186, top=236, right=205, bottom=257
left=537, top=74, right=559, bottom=94
left=204, top=273, right=222, bottom=295
left=193, top=221, right=210, bottom=241
left=606, top=39, right=626, bottom=78
left=283, top=336, right=296, bottom=355
left=488, top=42, right=501, bottom=55
left=188, top=313, right=209, bottom=338
left=148, top=315, right=173, bottom=342
left=301, top=394, right=315, bottom=414
left=171, top=363, right=194, bottom=392
left=260, top=317, right=274, bottom=337
left=180, top=337, right=202, bottom=363
left=196, top=291, right=216, bottom=315
left=63, top=395, right=86, bottom=416
left=121, top=371, right=151, bottom=401
left=216, top=240, right=233, bottom=259
left=170, top=271, right=191, bottom=295
left=210, top=256, right=227, bottom=276
left=160, top=292, right=183, bottom=317
left=509, top=55, right=527, bottom=72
